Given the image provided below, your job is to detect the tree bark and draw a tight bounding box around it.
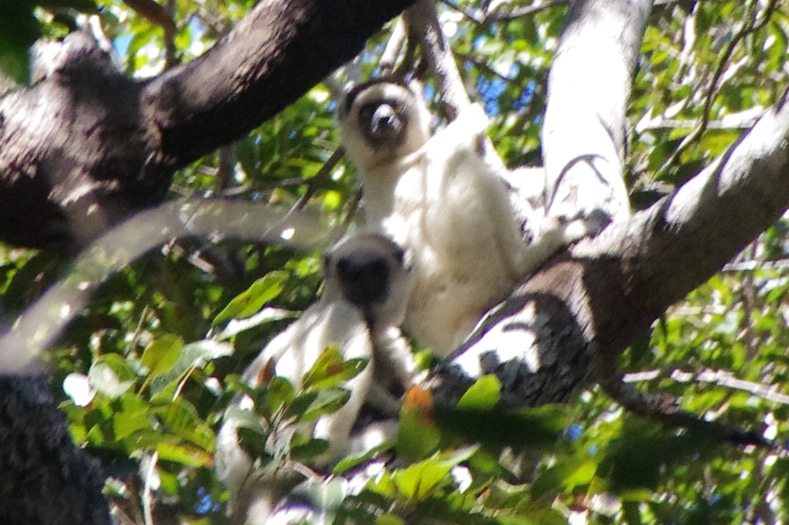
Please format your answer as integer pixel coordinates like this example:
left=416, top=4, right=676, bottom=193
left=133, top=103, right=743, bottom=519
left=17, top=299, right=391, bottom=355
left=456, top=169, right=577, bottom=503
left=542, top=0, right=648, bottom=224
left=0, top=376, right=111, bottom=525
left=0, top=0, right=416, bottom=250
left=0, top=1, right=415, bottom=521
left=429, top=0, right=789, bottom=416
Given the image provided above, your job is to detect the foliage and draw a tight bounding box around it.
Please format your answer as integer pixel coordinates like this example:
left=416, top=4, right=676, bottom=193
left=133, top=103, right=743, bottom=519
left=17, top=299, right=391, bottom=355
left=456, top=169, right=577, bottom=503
left=2, top=0, right=789, bottom=524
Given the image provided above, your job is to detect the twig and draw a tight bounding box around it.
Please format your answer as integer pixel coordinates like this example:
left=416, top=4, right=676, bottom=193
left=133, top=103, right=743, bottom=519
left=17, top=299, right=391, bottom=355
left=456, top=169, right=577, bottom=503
left=441, top=0, right=567, bottom=24
left=723, top=257, right=789, bottom=272
left=142, top=451, right=159, bottom=525
left=122, top=0, right=177, bottom=34
left=656, top=0, right=778, bottom=178
left=290, top=148, right=345, bottom=212
left=601, top=376, right=777, bottom=450
left=623, top=367, right=789, bottom=405
left=380, top=18, right=408, bottom=76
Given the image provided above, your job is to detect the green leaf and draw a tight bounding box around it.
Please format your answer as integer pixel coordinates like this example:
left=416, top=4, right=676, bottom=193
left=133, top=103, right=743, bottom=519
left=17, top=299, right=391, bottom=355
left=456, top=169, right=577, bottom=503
left=141, top=334, right=183, bottom=378
left=111, top=396, right=150, bottom=440
left=213, top=271, right=288, bottom=325
left=154, top=398, right=215, bottom=451
left=435, top=404, right=571, bottom=451
left=156, top=442, right=213, bottom=468
left=266, top=376, right=296, bottom=415
left=88, top=354, right=137, bottom=398
left=236, top=426, right=270, bottom=462
left=333, top=439, right=394, bottom=474
left=290, top=436, right=330, bottom=460
left=0, top=3, right=37, bottom=83
left=376, top=515, right=405, bottom=525
left=215, top=306, right=296, bottom=340
left=149, top=339, right=233, bottom=394
left=287, top=386, right=350, bottom=423
left=302, top=345, right=368, bottom=390
left=397, top=387, right=440, bottom=461
left=456, top=374, right=501, bottom=410
left=393, top=457, right=453, bottom=500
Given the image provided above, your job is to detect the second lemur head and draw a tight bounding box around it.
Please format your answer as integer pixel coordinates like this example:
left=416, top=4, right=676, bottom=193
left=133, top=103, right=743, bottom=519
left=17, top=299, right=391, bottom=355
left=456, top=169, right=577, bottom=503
left=322, top=233, right=413, bottom=330
left=338, top=78, right=430, bottom=171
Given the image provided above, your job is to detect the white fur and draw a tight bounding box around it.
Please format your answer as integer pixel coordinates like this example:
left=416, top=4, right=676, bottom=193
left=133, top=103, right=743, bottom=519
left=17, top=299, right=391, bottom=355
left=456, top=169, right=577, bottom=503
left=215, top=233, right=418, bottom=524
left=339, top=81, right=590, bottom=356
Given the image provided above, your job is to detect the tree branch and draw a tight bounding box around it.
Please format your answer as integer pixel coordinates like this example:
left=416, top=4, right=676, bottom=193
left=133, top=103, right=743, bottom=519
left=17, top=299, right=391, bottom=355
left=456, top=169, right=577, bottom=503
left=0, top=0, right=416, bottom=250
left=0, top=200, right=330, bottom=373
left=428, top=0, right=789, bottom=423
left=542, top=0, right=650, bottom=223
left=430, top=83, right=789, bottom=410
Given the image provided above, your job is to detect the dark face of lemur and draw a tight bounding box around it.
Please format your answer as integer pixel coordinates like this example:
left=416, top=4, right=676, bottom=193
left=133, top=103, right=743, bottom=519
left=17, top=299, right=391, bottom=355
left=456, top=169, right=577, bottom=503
left=340, top=79, right=417, bottom=158
left=323, top=233, right=412, bottom=328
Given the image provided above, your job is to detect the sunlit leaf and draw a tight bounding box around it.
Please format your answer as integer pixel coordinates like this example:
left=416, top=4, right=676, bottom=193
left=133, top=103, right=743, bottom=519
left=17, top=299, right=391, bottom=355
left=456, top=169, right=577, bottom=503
left=213, top=271, right=289, bottom=325
left=141, top=334, right=183, bottom=378
left=457, top=374, right=501, bottom=410
left=397, top=386, right=439, bottom=462
left=88, top=354, right=137, bottom=398
left=302, top=345, right=368, bottom=390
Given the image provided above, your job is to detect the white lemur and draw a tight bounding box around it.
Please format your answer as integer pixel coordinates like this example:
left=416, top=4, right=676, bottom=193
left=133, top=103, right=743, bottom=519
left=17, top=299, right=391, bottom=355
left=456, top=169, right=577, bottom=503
left=338, top=79, right=594, bottom=357
left=215, top=233, right=418, bottom=524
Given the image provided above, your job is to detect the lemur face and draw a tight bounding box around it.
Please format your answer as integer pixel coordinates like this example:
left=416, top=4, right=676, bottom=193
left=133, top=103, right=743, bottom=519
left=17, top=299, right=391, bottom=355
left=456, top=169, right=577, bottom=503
left=338, top=79, right=430, bottom=169
left=323, top=233, right=412, bottom=328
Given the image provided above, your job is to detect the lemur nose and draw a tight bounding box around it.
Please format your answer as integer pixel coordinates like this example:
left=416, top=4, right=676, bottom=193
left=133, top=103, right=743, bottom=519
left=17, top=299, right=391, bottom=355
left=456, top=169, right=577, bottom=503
left=373, top=105, right=397, bottom=131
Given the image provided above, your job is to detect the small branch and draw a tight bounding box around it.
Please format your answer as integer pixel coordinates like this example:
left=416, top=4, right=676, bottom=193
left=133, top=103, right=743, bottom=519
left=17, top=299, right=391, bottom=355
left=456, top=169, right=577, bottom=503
left=123, top=0, right=177, bottom=35
left=441, top=0, right=567, bottom=24
left=486, top=0, right=567, bottom=21
left=601, top=376, right=777, bottom=450
left=0, top=200, right=331, bottom=372
left=623, top=367, right=789, bottom=405
left=656, top=0, right=778, bottom=178
left=290, top=148, right=344, bottom=212
left=379, top=17, right=408, bottom=76
left=723, top=257, right=789, bottom=272
left=142, top=451, right=159, bottom=525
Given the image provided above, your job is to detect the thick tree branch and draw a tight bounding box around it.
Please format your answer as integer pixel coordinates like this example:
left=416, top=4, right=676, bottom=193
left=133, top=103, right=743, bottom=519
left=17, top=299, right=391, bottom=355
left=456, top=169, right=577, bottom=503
left=406, top=0, right=470, bottom=116
left=542, top=0, right=650, bottom=223
left=0, top=200, right=330, bottom=373
left=143, top=0, right=415, bottom=166
left=428, top=0, right=789, bottom=426
left=430, top=86, right=789, bottom=411
left=603, top=89, right=789, bottom=349
left=0, top=0, right=416, bottom=250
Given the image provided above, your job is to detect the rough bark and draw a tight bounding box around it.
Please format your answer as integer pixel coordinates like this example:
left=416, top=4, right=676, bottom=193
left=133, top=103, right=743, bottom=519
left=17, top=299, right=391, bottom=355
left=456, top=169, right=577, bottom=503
left=0, top=0, right=416, bottom=251
left=428, top=0, right=789, bottom=417
left=0, top=1, right=415, bottom=521
left=432, top=90, right=789, bottom=406
left=0, top=375, right=111, bottom=525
